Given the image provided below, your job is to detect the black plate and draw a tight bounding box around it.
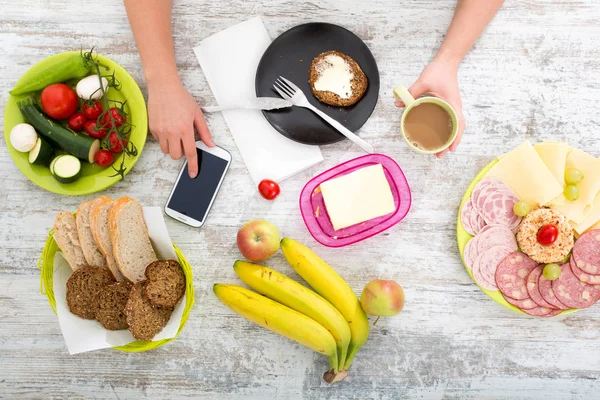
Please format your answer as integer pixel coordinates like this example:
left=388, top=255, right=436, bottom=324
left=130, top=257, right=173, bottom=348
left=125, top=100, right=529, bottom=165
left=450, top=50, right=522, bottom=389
left=255, top=23, right=380, bottom=145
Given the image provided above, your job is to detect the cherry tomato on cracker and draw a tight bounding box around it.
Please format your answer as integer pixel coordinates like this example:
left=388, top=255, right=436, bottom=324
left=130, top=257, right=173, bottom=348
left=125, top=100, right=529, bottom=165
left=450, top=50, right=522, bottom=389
left=258, top=179, right=280, bottom=200
left=537, top=224, right=559, bottom=246
left=102, top=107, right=126, bottom=128
left=40, top=83, right=78, bottom=120
left=94, top=149, right=114, bottom=167
left=82, top=100, right=103, bottom=120
left=84, top=120, right=107, bottom=139
left=67, top=112, right=87, bottom=131
left=108, top=131, right=128, bottom=153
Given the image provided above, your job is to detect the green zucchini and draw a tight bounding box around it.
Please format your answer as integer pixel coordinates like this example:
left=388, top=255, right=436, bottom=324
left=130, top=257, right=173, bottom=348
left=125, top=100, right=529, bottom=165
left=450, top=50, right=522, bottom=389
left=18, top=96, right=100, bottom=163
left=28, top=137, right=54, bottom=166
left=52, top=155, right=81, bottom=184
left=49, top=155, right=61, bottom=175
left=10, top=53, right=90, bottom=96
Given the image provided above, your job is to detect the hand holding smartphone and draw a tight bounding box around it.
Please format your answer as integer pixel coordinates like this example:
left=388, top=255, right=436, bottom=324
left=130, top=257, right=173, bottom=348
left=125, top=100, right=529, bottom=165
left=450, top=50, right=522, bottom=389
left=164, top=141, right=231, bottom=227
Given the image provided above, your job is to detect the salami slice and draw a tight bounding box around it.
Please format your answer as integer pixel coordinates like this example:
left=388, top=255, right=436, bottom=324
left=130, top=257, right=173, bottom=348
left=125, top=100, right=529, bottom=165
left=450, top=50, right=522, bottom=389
left=502, top=294, right=538, bottom=310
left=552, top=262, right=600, bottom=309
left=526, top=266, right=557, bottom=309
left=495, top=252, right=538, bottom=300
left=460, top=198, right=477, bottom=236
left=570, top=258, right=600, bottom=285
left=477, top=225, right=518, bottom=254
left=472, top=246, right=512, bottom=291
left=538, top=274, right=570, bottom=310
left=521, top=306, right=562, bottom=317
left=572, top=230, right=600, bottom=275
left=463, top=236, right=479, bottom=271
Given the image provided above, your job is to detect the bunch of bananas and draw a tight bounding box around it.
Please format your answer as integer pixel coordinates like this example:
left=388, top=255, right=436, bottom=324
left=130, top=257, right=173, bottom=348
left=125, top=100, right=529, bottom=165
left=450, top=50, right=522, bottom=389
left=214, top=238, right=370, bottom=384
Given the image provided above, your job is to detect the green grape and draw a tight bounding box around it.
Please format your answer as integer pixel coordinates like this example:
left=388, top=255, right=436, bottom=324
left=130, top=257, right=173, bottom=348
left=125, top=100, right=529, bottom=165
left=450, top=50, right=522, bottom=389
left=564, top=184, right=580, bottom=201
left=512, top=201, right=531, bottom=217
left=543, top=263, right=562, bottom=280
left=565, top=168, right=584, bottom=184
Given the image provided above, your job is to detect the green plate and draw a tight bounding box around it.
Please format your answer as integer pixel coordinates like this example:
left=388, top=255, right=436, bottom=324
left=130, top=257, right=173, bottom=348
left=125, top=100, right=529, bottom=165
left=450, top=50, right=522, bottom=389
left=456, top=159, right=576, bottom=316
left=3, top=52, right=147, bottom=196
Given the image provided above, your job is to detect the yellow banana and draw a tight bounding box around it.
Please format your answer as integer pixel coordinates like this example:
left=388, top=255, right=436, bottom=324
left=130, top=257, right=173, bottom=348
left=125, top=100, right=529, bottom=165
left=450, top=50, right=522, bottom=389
left=234, top=260, right=351, bottom=370
left=213, top=284, right=338, bottom=372
left=280, top=238, right=370, bottom=370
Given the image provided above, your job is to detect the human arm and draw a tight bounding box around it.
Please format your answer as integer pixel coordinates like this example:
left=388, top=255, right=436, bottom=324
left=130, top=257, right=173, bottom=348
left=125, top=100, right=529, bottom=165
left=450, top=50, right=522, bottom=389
left=396, top=0, right=504, bottom=157
left=123, top=0, right=213, bottom=177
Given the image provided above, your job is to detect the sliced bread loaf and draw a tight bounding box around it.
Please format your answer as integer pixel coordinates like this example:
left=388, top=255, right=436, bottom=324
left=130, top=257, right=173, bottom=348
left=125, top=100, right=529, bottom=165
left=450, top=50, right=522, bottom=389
left=90, top=196, right=125, bottom=281
left=108, top=197, right=158, bottom=282
left=66, top=266, right=116, bottom=319
left=54, top=212, right=88, bottom=271
left=125, top=281, right=173, bottom=341
left=76, top=200, right=107, bottom=269
left=144, top=260, right=186, bottom=308
left=94, top=281, right=132, bottom=330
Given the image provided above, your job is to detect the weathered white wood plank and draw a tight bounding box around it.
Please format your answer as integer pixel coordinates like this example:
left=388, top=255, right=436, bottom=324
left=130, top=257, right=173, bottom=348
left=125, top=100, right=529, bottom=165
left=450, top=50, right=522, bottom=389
left=2, top=0, right=600, bottom=398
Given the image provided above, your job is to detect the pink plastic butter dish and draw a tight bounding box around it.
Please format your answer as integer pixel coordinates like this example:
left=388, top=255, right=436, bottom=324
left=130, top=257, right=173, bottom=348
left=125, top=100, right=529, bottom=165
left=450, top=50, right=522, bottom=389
left=299, top=154, right=411, bottom=247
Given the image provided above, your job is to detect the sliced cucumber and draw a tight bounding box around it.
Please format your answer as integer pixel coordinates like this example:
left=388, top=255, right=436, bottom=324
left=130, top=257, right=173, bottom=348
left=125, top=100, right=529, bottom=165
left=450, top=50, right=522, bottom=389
left=52, top=155, right=81, bottom=184
left=28, top=137, right=55, bottom=166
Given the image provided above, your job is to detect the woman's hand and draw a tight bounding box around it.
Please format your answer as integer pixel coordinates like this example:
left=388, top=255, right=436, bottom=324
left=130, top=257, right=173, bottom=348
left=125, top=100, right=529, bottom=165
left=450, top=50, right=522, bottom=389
left=147, top=78, right=214, bottom=177
left=395, top=59, right=465, bottom=158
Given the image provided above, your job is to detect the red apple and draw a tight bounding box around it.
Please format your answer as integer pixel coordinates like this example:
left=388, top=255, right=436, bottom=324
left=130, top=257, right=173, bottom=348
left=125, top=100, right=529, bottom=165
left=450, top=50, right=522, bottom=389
left=236, top=220, right=281, bottom=262
left=360, top=279, right=405, bottom=317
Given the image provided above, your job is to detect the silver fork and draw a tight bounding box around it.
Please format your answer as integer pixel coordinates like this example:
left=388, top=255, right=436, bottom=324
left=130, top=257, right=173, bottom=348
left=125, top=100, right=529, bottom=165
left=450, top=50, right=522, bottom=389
left=273, top=76, right=374, bottom=154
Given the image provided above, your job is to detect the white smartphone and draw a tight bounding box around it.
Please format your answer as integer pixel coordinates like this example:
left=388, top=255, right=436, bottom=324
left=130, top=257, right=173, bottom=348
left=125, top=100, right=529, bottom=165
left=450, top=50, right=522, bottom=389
left=164, top=141, right=231, bottom=227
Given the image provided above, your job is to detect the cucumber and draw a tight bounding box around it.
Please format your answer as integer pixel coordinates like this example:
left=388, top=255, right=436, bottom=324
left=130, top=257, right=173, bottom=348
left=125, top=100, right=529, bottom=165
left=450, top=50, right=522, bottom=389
left=18, top=96, right=100, bottom=163
left=28, top=137, right=55, bottom=166
left=52, top=155, right=81, bottom=184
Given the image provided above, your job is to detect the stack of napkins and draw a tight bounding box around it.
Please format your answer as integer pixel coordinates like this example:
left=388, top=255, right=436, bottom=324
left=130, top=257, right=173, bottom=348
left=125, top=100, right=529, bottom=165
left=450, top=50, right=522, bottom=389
left=194, top=17, right=323, bottom=184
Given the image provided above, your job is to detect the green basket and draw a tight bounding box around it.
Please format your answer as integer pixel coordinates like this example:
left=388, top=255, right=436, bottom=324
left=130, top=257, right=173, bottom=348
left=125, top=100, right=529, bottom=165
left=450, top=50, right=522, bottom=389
left=38, top=228, right=194, bottom=352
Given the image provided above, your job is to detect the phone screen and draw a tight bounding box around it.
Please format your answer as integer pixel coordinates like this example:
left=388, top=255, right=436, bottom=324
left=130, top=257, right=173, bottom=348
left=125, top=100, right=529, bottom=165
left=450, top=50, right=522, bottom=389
left=166, top=148, right=229, bottom=223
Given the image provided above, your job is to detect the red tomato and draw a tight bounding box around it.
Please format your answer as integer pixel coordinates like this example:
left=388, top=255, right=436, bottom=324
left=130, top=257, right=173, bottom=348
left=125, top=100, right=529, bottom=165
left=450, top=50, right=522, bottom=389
left=67, top=112, right=87, bottom=131
left=537, top=224, right=559, bottom=246
left=84, top=120, right=107, bottom=139
left=82, top=100, right=103, bottom=120
left=108, top=131, right=128, bottom=153
left=40, top=83, right=78, bottom=120
left=258, top=179, right=280, bottom=200
left=102, top=107, right=126, bottom=128
left=94, top=149, right=114, bottom=167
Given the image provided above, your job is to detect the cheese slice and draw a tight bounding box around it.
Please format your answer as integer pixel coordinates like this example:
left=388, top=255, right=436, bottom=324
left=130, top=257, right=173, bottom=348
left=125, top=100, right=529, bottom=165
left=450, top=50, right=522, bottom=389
left=320, top=164, right=396, bottom=231
left=485, top=141, right=563, bottom=208
left=534, top=141, right=571, bottom=187
left=550, top=148, right=600, bottom=224
left=572, top=193, right=600, bottom=234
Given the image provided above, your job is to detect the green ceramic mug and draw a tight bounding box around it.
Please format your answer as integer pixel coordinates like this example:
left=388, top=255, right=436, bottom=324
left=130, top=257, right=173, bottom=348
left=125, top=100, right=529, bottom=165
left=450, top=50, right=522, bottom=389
left=393, top=85, right=459, bottom=154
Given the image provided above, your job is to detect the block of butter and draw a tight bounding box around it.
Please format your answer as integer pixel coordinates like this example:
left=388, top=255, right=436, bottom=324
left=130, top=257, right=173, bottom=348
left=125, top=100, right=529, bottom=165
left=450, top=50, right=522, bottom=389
left=320, top=164, right=396, bottom=231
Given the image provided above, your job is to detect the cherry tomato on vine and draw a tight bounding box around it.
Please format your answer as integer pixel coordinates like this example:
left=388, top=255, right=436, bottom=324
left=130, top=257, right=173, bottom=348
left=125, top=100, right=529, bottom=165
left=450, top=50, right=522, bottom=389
left=537, top=224, right=559, bottom=246
left=258, top=179, right=280, bottom=200
left=94, top=149, right=114, bottom=167
left=102, top=107, right=126, bottom=128
left=84, top=120, right=107, bottom=139
left=67, top=112, right=87, bottom=131
left=82, top=100, right=103, bottom=120
left=108, top=131, right=128, bottom=153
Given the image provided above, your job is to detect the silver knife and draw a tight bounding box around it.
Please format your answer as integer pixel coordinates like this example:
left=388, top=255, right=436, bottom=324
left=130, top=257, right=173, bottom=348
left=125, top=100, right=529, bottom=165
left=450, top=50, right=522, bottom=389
left=200, top=98, right=293, bottom=113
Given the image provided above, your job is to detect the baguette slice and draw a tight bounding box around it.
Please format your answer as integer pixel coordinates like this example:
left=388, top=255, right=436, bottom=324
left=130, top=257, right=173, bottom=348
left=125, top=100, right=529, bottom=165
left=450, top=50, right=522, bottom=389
left=108, top=197, right=158, bottom=282
left=76, top=200, right=107, bottom=269
left=54, top=212, right=88, bottom=271
left=90, top=196, right=125, bottom=281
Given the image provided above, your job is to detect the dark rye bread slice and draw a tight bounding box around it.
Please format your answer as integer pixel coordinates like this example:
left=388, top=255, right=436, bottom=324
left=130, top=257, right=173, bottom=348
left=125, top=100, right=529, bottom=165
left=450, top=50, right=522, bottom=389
left=66, top=266, right=116, bottom=320
left=144, top=260, right=186, bottom=308
left=125, top=282, right=173, bottom=341
left=309, top=50, right=368, bottom=107
left=94, top=281, right=133, bottom=330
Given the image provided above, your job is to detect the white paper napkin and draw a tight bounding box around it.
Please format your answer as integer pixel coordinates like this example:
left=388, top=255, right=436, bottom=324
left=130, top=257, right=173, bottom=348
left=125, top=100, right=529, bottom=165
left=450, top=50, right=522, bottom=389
left=193, top=16, right=324, bottom=184
left=53, top=207, right=186, bottom=355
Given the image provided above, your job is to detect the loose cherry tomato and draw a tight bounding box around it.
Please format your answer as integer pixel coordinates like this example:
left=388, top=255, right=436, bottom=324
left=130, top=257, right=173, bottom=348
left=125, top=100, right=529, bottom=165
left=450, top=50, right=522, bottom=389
left=102, top=107, right=126, bottom=128
left=94, top=149, right=114, bottom=167
left=40, top=83, right=78, bottom=119
left=84, top=120, right=107, bottom=139
left=67, top=112, right=87, bottom=131
left=108, top=131, right=128, bottom=153
left=258, top=179, right=280, bottom=200
left=537, top=224, right=559, bottom=246
left=82, top=100, right=103, bottom=120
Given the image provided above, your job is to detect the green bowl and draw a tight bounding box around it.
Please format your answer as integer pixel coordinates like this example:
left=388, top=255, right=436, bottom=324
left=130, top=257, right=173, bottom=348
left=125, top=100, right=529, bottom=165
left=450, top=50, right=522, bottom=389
left=456, top=160, right=576, bottom=316
left=3, top=52, right=148, bottom=196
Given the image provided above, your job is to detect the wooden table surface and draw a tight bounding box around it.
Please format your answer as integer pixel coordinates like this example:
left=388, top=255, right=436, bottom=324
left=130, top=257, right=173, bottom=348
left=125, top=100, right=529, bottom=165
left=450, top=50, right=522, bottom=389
left=2, top=1, right=600, bottom=399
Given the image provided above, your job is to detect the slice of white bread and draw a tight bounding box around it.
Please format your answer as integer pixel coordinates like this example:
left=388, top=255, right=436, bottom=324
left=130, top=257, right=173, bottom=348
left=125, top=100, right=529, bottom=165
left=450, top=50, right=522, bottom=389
left=76, top=200, right=108, bottom=269
left=54, top=212, right=88, bottom=271
left=108, top=197, right=158, bottom=283
left=90, top=196, right=125, bottom=281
